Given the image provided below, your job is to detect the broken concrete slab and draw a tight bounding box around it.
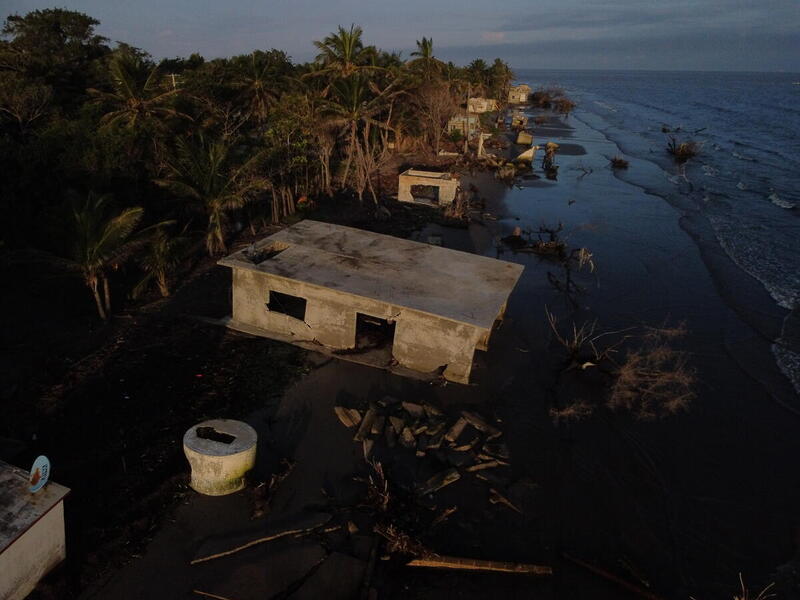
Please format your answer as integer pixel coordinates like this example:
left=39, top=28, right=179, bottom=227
left=334, top=406, right=362, bottom=429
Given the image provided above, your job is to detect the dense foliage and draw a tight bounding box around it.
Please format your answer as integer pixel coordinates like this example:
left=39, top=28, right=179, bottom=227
left=0, top=10, right=514, bottom=318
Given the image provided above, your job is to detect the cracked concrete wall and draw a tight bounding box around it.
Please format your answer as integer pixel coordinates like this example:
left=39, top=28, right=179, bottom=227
left=230, top=268, right=486, bottom=383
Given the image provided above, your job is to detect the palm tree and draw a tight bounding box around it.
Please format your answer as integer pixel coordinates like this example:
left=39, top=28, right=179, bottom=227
left=154, top=135, right=269, bottom=255
left=87, top=50, right=189, bottom=130
left=133, top=226, right=190, bottom=298
left=322, top=75, right=399, bottom=201
left=311, top=24, right=377, bottom=79
left=323, top=75, right=396, bottom=191
left=231, top=51, right=280, bottom=123
left=466, top=58, right=490, bottom=94
left=67, top=192, right=145, bottom=320
left=408, top=37, right=443, bottom=79
left=488, top=58, right=515, bottom=100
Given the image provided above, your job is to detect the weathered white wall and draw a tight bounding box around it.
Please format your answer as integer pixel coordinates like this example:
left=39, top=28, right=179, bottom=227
left=230, top=269, right=487, bottom=383
left=0, top=502, right=66, bottom=600
left=397, top=175, right=458, bottom=205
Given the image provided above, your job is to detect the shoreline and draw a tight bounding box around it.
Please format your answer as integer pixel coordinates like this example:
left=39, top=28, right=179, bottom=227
left=11, top=99, right=800, bottom=600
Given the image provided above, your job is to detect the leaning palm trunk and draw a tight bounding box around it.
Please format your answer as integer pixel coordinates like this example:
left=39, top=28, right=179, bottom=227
left=87, top=275, right=107, bottom=321
left=103, top=276, right=112, bottom=315
left=340, top=120, right=358, bottom=188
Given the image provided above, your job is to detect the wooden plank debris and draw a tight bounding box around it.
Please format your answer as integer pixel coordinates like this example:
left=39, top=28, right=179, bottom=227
left=334, top=406, right=362, bottom=428
left=444, top=417, right=468, bottom=442
left=354, top=407, right=378, bottom=442
left=407, top=555, right=552, bottom=576
left=417, top=468, right=460, bottom=496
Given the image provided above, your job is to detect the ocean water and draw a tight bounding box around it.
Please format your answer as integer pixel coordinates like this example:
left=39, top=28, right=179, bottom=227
left=515, top=69, right=800, bottom=395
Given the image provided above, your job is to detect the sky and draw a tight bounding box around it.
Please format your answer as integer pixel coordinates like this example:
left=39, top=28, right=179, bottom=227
left=3, top=0, right=799, bottom=71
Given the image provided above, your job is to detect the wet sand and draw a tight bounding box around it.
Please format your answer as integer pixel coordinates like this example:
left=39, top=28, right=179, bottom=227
left=89, top=109, right=800, bottom=600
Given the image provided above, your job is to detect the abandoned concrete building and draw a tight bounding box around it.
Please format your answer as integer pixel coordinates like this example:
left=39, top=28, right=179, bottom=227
left=446, top=114, right=480, bottom=137
left=397, top=169, right=459, bottom=206
left=508, top=84, right=531, bottom=104
left=218, top=221, right=524, bottom=383
left=467, top=97, right=498, bottom=113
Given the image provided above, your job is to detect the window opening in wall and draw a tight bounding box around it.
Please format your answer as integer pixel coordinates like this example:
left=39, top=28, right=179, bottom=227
left=355, top=313, right=396, bottom=351
left=267, top=290, right=307, bottom=320
left=410, top=184, right=440, bottom=205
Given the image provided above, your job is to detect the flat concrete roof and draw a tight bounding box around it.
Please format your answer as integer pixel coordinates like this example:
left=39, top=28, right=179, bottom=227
left=219, top=221, right=524, bottom=330
left=0, top=460, right=69, bottom=553
left=399, top=169, right=456, bottom=181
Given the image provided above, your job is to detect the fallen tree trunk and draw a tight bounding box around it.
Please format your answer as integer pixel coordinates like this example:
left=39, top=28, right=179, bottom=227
left=407, top=555, right=552, bottom=576
left=562, top=553, right=663, bottom=600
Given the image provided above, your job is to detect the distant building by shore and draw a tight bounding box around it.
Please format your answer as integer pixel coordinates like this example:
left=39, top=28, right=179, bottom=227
left=508, top=84, right=531, bottom=104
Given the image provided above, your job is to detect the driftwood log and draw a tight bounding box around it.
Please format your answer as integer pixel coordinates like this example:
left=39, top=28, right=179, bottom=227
left=407, top=555, right=552, bottom=576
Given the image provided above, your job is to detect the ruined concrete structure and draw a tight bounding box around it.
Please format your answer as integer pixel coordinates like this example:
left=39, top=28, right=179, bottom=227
left=447, top=114, right=480, bottom=136
left=219, top=221, right=524, bottom=383
left=397, top=169, right=459, bottom=206
left=0, top=461, right=69, bottom=600
left=508, top=84, right=531, bottom=104
left=467, top=97, right=498, bottom=113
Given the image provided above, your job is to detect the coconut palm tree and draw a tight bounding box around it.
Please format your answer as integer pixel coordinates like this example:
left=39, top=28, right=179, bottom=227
left=323, top=75, right=396, bottom=191
left=488, top=58, right=515, bottom=100
left=67, top=192, right=145, bottom=320
left=87, top=50, right=188, bottom=130
left=133, top=226, right=190, bottom=298
left=408, top=37, right=443, bottom=79
left=311, top=24, right=378, bottom=80
left=154, top=135, right=269, bottom=255
left=231, top=51, right=280, bottom=123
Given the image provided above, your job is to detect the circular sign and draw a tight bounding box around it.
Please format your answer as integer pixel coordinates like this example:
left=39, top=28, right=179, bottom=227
left=29, top=455, right=50, bottom=493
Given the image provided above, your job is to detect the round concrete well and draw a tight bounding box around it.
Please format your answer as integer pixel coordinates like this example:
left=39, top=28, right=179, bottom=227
left=183, top=419, right=257, bottom=496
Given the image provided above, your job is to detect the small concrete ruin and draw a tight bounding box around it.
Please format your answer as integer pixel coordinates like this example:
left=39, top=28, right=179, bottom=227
left=516, top=130, right=533, bottom=146
left=183, top=419, right=257, bottom=496
left=0, top=461, right=69, bottom=600
left=467, top=97, right=498, bottom=114
left=218, top=221, right=524, bottom=383
left=447, top=114, right=480, bottom=137
left=508, top=84, right=531, bottom=104
left=516, top=144, right=541, bottom=163
left=397, top=169, right=459, bottom=206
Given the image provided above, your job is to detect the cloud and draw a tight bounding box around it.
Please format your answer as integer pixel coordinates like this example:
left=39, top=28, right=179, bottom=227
left=437, top=28, right=800, bottom=71
left=481, top=31, right=506, bottom=42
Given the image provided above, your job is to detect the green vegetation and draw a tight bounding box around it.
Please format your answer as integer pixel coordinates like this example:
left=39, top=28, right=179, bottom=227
left=0, top=8, right=515, bottom=319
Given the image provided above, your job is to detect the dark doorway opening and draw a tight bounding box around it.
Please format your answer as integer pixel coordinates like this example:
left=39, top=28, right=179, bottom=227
left=355, top=313, right=395, bottom=352
left=267, top=290, right=307, bottom=320
left=410, top=184, right=440, bottom=205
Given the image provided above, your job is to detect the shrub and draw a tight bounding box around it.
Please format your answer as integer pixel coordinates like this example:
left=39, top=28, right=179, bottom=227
left=610, top=156, right=629, bottom=169
left=666, top=136, right=700, bottom=163
left=553, top=97, right=576, bottom=116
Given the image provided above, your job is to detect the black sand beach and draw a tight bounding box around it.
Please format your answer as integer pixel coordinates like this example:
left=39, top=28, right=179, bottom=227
left=78, top=106, right=800, bottom=600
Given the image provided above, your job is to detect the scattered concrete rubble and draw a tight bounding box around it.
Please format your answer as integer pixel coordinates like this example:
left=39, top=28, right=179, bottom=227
left=334, top=397, right=518, bottom=508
